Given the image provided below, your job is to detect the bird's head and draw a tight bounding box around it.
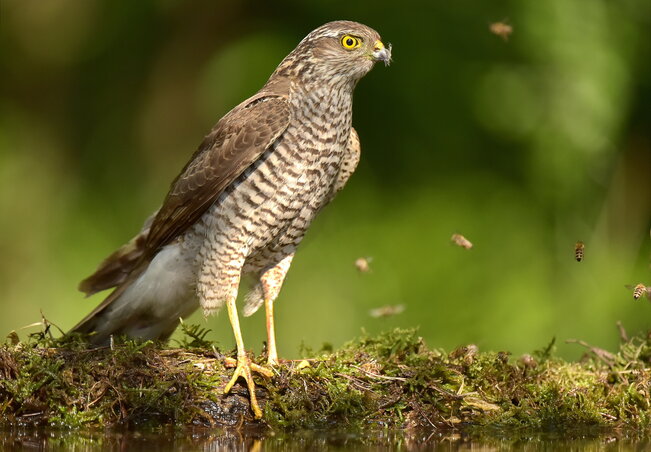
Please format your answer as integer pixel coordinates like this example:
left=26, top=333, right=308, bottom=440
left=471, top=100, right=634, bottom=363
left=278, top=21, right=391, bottom=85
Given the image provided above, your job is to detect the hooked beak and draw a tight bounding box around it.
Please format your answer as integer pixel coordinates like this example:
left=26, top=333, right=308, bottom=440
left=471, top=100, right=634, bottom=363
left=372, top=40, right=392, bottom=66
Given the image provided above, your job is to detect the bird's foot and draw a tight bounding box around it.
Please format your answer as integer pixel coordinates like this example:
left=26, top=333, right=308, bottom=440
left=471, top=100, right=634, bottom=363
left=224, top=356, right=275, bottom=376
left=223, top=355, right=273, bottom=419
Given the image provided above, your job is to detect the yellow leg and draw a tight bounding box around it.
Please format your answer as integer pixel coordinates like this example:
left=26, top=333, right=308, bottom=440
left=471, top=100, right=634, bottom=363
left=222, top=296, right=272, bottom=419
left=261, top=254, right=294, bottom=367
left=265, top=296, right=278, bottom=366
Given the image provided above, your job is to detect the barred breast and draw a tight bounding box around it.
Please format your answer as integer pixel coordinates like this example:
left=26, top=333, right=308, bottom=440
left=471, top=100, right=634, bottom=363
left=183, top=83, right=353, bottom=312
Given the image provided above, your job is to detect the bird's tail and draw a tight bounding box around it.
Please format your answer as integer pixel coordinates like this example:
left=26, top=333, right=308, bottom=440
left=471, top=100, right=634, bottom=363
left=78, top=212, right=157, bottom=297
left=69, top=265, right=176, bottom=346
left=70, top=243, right=198, bottom=346
left=69, top=282, right=184, bottom=346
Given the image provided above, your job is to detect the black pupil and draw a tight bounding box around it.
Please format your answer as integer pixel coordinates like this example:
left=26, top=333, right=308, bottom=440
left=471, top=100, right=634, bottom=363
left=346, top=38, right=354, bottom=46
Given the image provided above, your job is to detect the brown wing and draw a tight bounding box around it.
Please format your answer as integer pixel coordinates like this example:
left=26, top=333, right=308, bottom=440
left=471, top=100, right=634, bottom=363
left=71, top=95, right=290, bottom=337
left=144, top=95, right=290, bottom=256
left=77, top=94, right=289, bottom=297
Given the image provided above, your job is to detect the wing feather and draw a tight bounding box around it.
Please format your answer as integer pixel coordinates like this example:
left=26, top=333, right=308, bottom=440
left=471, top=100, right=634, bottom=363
left=143, top=95, right=290, bottom=256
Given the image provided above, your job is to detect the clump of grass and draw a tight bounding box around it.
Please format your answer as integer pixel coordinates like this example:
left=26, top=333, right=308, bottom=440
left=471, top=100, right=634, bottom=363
left=1, top=325, right=651, bottom=431
left=174, top=320, right=216, bottom=349
left=264, top=327, right=651, bottom=431
left=0, top=328, right=228, bottom=427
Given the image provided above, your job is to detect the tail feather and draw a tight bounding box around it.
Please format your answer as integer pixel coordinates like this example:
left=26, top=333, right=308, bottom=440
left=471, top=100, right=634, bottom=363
left=70, top=279, right=182, bottom=346
left=78, top=239, right=146, bottom=296
left=71, top=241, right=198, bottom=346
left=70, top=265, right=147, bottom=345
left=78, top=211, right=157, bottom=296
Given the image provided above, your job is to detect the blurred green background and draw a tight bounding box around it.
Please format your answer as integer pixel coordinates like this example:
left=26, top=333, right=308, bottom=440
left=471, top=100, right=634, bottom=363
left=2, top=0, right=650, bottom=360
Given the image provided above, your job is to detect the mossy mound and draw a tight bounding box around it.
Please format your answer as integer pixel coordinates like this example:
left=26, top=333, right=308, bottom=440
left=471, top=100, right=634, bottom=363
left=1, top=326, right=650, bottom=431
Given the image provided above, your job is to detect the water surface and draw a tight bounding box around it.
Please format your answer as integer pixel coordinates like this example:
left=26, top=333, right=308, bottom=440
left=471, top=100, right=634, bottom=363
left=2, top=427, right=650, bottom=451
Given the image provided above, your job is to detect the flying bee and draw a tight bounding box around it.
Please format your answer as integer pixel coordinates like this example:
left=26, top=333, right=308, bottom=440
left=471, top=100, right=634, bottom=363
left=355, top=257, right=372, bottom=273
left=369, top=304, right=405, bottom=318
left=451, top=233, right=473, bottom=249
left=626, top=284, right=651, bottom=300
left=489, top=21, right=513, bottom=41
left=574, top=241, right=585, bottom=262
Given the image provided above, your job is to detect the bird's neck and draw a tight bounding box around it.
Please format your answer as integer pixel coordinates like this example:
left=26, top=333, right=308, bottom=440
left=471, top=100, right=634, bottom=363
left=285, top=79, right=354, bottom=152
left=289, top=76, right=356, bottom=119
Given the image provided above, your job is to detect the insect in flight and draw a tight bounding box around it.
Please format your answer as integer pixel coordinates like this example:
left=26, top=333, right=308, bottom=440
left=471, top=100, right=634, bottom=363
left=489, top=21, right=513, bottom=41
left=451, top=233, right=473, bottom=250
left=355, top=257, right=372, bottom=273
left=369, top=304, right=405, bottom=318
left=625, top=284, right=651, bottom=300
left=574, top=241, right=585, bottom=262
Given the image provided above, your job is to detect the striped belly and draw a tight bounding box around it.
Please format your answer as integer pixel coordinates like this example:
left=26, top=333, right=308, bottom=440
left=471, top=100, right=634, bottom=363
left=192, top=136, right=345, bottom=275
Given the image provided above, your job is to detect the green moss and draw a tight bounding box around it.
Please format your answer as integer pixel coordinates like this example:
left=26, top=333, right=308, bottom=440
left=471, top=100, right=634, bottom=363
left=1, top=327, right=651, bottom=431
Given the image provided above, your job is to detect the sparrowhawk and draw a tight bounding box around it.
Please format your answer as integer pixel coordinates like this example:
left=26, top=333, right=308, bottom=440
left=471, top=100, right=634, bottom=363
left=71, top=20, right=391, bottom=418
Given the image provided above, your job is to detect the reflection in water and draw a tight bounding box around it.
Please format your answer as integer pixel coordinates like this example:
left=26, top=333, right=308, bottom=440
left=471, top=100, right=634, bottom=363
left=1, top=427, right=651, bottom=451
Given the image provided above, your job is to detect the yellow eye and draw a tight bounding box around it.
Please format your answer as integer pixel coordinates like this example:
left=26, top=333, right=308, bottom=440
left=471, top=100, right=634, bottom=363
left=341, top=35, right=361, bottom=50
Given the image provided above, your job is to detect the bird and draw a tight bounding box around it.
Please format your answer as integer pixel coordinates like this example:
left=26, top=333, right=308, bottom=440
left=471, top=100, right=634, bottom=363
left=70, top=20, right=391, bottom=418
